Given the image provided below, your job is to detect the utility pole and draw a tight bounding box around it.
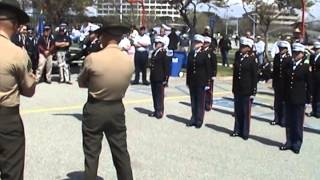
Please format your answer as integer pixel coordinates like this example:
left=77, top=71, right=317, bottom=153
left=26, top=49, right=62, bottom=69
left=120, top=0, right=123, bottom=23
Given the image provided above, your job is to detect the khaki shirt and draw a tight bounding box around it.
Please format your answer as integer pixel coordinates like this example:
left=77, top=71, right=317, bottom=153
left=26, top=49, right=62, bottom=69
left=0, top=35, right=36, bottom=107
left=78, top=44, right=135, bottom=101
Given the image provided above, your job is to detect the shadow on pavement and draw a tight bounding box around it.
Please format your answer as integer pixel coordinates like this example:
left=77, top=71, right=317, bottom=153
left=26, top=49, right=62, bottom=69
left=205, top=123, right=233, bottom=135
left=166, top=114, right=189, bottom=125
left=304, top=127, right=320, bottom=135
left=53, top=113, right=83, bottom=121
left=179, top=101, right=191, bottom=107
left=134, top=107, right=153, bottom=115
left=62, top=171, right=103, bottom=180
left=205, top=123, right=282, bottom=147
left=249, top=135, right=282, bottom=147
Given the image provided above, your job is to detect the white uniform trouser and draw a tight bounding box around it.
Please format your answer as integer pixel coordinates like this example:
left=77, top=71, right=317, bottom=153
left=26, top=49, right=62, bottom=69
left=36, top=54, right=53, bottom=82
left=56, top=51, right=71, bottom=82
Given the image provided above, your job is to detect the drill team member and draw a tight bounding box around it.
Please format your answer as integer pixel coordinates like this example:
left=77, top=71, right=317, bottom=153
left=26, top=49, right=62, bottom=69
left=55, top=25, right=72, bottom=84
left=230, top=37, right=258, bottom=140
left=307, top=41, right=320, bottom=118
left=148, top=36, right=170, bottom=119
left=78, top=24, right=134, bottom=180
left=186, top=34, right=211, bottom=128
left=203, top=36, right=217, bottom=111
left=280, top=43, right=312, bottom=154
left=0, top=1, right=36, bottom=179
left=36, top=24, right=55, bottom=83
left=270, top=41, right=292, bottom=126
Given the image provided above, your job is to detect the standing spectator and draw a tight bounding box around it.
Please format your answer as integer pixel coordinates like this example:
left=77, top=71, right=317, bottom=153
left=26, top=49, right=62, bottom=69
left=168, top=28, right=179, bottom=50
left=132, top=26, right=151, bottom=85
left=26, top=27, right=39, bottom=74
left=218, top=35, right=232, bottom=67
left=156, top=27, right=169, bottom=49
left=235, top=34, right=240, bottom=47
left=55, top=25, right=72, bottom=84
left=255, top=35, right=265, bottom=65
left=119, top=34, right=135, bottom=59
left=130, top=25, right=139, bottom=40
left=203, top=26, right=218, bottom=51
left=179, top=33, right=190, bottom=53
left=11, top=24, right=27, bottom=48
left=36, top=25, right=55, bottom=83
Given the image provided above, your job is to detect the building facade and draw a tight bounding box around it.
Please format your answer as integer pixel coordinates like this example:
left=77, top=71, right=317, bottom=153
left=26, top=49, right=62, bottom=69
left=96, top=0, right=180, bottom=20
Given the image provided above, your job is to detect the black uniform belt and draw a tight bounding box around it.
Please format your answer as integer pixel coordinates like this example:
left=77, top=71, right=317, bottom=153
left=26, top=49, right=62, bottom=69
left=0, top=106, right=19, bottom=115
left=87, top=96, right=122, bottom=104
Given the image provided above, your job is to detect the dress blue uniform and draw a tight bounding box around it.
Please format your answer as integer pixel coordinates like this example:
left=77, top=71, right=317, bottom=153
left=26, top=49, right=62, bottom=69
left=231, top=37, right=258, bottom=140
left=186, top=35, right=212, bottom=128
left=280, top=43, right=312, bottom=154
left=271, top=41, right=292, bottom=126
left=203, top=36, right=218, bottom=111
left=148, top=38, right=171, bottom=119
left=308, top=42, right=320, bottom=118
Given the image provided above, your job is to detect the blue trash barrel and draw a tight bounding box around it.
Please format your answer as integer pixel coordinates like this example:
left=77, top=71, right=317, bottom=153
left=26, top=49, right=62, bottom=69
left=170, top=51, right=186, bottom=77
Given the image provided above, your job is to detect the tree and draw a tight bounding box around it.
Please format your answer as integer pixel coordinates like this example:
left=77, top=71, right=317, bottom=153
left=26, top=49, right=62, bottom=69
left=162, top=0, right=227, bottom=35
left=242, top=0, right=313, bottom=61
left=31, top=0, right=94, bottom=24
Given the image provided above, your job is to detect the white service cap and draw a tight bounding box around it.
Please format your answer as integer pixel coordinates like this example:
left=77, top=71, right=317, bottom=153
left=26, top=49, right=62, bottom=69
left=313, top=41, right=320, bottom=49
left=204, top=36, right=212, bottom=43
left=154, top=36, right=166, bottom=45
left=194, top=34, right=204, bottom=43
left=277, top=40, right=291, bottom=49
left=240, top=37, right=254, bottom=48
left=292, top=43, right=305, bottom=52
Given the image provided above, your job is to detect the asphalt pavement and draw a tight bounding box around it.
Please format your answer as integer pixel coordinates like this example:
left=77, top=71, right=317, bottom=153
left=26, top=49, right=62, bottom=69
left=20, top=72, right=320, bottom=180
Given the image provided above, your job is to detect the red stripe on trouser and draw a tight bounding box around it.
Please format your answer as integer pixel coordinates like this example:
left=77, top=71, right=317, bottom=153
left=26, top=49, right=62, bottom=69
left=200, top=89, right=206, bottom=121
left=248, top=98, right=252, bottom=132
left=160, top=84, right=165, bottom=114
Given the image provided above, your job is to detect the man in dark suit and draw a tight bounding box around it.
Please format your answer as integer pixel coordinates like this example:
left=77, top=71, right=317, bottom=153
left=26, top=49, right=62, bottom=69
left=270, top=41, right=292, bottom=126
left=148, top=36, right=171, bottom=119
left=307, top=41, right=320, bottom=118
left=230, top=37, right=258, bottom=140
left=280, top=43, right=312, bottom=154
left=186, top=34, right=211, bottom=128
left=203, top=36, right=217, bottom=111
left=25, top=27, right=39, bottom=74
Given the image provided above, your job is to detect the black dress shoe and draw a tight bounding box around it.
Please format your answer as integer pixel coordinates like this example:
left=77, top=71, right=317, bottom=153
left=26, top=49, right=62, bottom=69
left=292, top=148, right=300, bottom=154
left=242, top=136, right=249, bottom=140
left=143, top=81, right=150, bottom=85
left=186, top=121, right=196, bottom=127
left=131, top=81, right=139, bottom=85
left=270, top=121, right=278, bottom=125
left=230, top=132, right=240, bottom=137
left=148, top=112, right=156, bottom=117
left=306, top=112, right=314, bottom=117
left=279, top=144, right=291, bottom=151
